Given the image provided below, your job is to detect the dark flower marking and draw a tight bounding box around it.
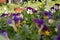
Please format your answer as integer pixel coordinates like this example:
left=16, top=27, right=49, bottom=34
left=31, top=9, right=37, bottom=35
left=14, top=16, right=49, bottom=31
left=26, top=7, right=37, bottom=13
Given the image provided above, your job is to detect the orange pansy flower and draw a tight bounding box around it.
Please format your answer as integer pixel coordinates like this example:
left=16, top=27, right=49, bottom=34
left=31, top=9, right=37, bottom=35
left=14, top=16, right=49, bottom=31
left=14, top=7, right=22, bottom=13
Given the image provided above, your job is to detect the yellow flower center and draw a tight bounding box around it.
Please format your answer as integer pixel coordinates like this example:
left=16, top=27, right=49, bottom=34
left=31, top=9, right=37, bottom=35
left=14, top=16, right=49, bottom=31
left=44, top=30, right=50, bottom=36
left=44, top=16, right=49, bottom=19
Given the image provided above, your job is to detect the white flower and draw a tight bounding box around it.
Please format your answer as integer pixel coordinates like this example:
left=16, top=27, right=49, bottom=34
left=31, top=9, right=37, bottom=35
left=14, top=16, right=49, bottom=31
left=55, top=27, right=58, bottom=32
left=48, top=19, right=54, bottom=24
left=51, top=9, right=56, bottom=13
left=27, top=9, right=33, bottom=14
left=54, top=5, right=59, bottom=10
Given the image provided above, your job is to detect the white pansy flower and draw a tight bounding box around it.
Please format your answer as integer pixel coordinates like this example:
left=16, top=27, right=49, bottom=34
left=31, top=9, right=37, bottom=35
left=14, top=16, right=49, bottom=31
left=51, top=9, right=56, bottom=13
left=55, top=27, right=58, bottom=32
left=54, top=5, right=59, bottom=10
left=27, top=9, right=33, bottom=14
left=48, top=19, right=54, bottom=24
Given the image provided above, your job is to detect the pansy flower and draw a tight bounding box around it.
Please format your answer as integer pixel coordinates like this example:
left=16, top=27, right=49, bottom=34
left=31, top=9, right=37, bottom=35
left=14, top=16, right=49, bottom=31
left=12, top=13, right=17, bottom=16
left=7, top=18, right=18, bottom=32
left=33, top=18, right=50, bottom=31
left=12, top=13, right=23, bottom=23
left=13, top=16, right=23, bottom=23
left=12, top=13, right=23, bottom=27
left=33, top=18, right=50, bottom=36
left=12, top=13, right=20, bottom=20
left=1, top=30, right=9, bottom=40
left=13, top=16, right=20, bottom=23
left=54, top=3, right=60, bottom=11
left=14, top=7, right=22, bottom=13
left=33, top=18, right=44, bottom=26
left=7, top=18, right=12, bottom=24
left=1, top=13, right=7, bottom=17
left=13, top=17, right=23, bottom=27
left=12, top=13, right=20, bottom=16
left=2, top=30, right=7, bottom=37
left=55, top=4, right=60, bottom=6
left=44, top=11, right=52, bottom=19
left=1, top=13, right=11, bottom=17
left=26, top=7, right=37, bottom=14
left=50, top=7, right=56, bottom=13
left=48, top=19, right=55, bottom=24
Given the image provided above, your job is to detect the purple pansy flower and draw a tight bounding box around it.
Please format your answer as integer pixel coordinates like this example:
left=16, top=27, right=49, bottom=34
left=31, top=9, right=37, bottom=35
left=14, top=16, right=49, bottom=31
left=26, top=7, right=33, bottom=11
left=1, top=13, right=7, bottom=17
left=13, top=16, right=23, bottom=23
left=12, top=13, right=23, bottom=23
left=33, top=18, right=50, bottom=31
left=12, top=13, right=17, bottom=16
left=26, top=7, right=37, bottom=13
left=13, top=16, right=20, bottom=23
left=44, top=11, right=51, bottom=16
left=2, top=30, right=7, bottom=36
left=44, top=11, right=52, bottom=19
left=7, top=18, right=12, bottom=24
left=12, top=13, right=20, bottom=16
left=33, top=18, right=44, bottom=26
left=1, top=13, right=11, bottom=17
